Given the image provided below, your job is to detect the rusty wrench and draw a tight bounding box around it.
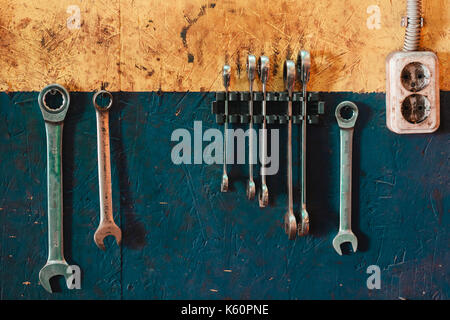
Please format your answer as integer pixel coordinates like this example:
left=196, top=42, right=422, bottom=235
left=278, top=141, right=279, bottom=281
left=38, top=84, right=71, bottom=292
left=258, top=56, right=270, bottom=208
left=246, top=55, right=256, bottom=200
left=283, top=60, right=297, bottom=240
left=93, top=90, right=122, bottom=250
left=221, top=65, right=231, bottom=192
left=333, top=101, right=359, bottom=255
left=297, top=51, right=311, bottom=236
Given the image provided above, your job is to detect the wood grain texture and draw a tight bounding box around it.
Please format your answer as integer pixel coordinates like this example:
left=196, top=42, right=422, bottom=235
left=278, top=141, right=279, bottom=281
left=0, top=0, right=120, bottom=91
left=0, top=0, right=448, bottom=92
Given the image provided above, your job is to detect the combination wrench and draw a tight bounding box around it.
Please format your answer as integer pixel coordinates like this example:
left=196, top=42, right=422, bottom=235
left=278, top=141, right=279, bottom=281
left=38, top=84, right=71, bottom=293
left=258, top=56, right=270, bottom=208
left=93, top=90, right=122, bottom=250
left=221, top=65, right=231, bottom=192
left=332, top=101, right=359, bottom=255
left=283, top=60, right=297, bottom=240
left=246, top=55, right=256, bottom=200
left=297, top=51, right=311, bottom=236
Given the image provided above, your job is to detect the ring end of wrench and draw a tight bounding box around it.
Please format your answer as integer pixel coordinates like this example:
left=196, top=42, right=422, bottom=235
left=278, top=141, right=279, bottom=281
left=283, top=60, right=296, bottom=91
left=297, top=50, right=311, bottom=85
left=257, top=56, right=270, bottom=83
left=93, top=90, right=113, bottom=112
left=94, top=222, right=122, bottom=250
left=247, top=55, right=256, bottom=81
left=332, top=231, right=358, bottom=255
left=38, top=84, right=70, bottom=123
left=335, top=101, right=359, bottom=129
left=223, top=65, right=231, bottom=88
left=39, top=260, right=70, bottom=293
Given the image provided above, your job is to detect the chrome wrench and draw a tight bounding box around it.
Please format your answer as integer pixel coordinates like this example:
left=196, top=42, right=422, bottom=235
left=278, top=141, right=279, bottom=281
left=258, top=56, right=270, bottom=208
left=333, top=101, right=359, bottom=255
left=297, top=51, right=311, bottom=236
left=221, top=65, right=231, bottom=192
left=283, top=60, right=297, bottom=240
left=246, top=55, right=256, bottom=200
left=38, top=84, right=71, bottom=293
left=93, top=90, right=122, bottom=250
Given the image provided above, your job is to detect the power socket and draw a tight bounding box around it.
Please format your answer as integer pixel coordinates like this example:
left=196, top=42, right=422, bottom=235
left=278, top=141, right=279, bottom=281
left=386, top=51, right=440, bottom=134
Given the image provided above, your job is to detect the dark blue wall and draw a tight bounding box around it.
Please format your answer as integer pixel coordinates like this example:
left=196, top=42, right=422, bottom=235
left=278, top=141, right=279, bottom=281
left=0, top=91, right=448, bottom=299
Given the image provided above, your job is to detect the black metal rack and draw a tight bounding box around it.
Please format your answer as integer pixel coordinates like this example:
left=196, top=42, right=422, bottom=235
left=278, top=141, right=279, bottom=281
left=211, top=91, right=325, bottom=125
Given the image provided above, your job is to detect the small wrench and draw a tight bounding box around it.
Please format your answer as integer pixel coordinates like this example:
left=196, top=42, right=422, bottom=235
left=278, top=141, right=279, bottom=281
left=283, top=60, right=297, bottom=240
left=38, top=84, right=71, bottom=293
left=333, top=101, right=359, bottom=255
left=93, top=90, right=122, bottom=250
left=221, top=65, right=231, bottom=192
left=246, top=55, right=256, bottom=200
left=297, top=51, right=311, bottom=236
left=258, top=56, right=270, bottom=208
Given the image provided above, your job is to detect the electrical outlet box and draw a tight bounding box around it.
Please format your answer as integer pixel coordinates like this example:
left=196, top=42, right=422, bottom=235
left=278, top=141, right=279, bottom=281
left=386, top=51, right=440, bottom=134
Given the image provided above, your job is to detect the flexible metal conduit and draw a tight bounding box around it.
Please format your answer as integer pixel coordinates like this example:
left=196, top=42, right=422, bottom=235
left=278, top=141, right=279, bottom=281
left=403, top=0, right=422, bottom=51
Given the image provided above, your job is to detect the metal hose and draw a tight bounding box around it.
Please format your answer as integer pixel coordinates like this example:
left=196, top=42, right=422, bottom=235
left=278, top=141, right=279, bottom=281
left=403, top=0, right=422, bottom=51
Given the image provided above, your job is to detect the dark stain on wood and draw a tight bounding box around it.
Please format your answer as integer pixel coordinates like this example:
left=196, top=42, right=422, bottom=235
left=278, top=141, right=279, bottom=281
left=180, top=3, right=216, bottom=63
left=235, top=50, right=241, bottom=79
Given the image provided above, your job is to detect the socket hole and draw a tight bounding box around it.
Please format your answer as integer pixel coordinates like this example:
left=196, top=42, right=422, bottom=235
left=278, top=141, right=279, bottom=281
left=43, top=89, right=64, bottom=111
left=401, top=62, right=431, bottom=92
left=339, top=105, right=354, bottom=120
left=401, top=94, right=431, bottom=124
left=94, top=92, right=112, bottom=110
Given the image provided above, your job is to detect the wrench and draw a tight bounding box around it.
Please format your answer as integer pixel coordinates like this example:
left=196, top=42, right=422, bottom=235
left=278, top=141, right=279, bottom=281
left=93, top=90, right=122, bottom=250
left=332, top=101, right=359, bottom=255
left=38, top=84, right=71, bottom=293
left=246, top=55, right=256, bottom=200
left=283, top=60, right=297, bottom=240
left=258, top=56, right=270, bottom=208
left=221, top=65, right=231, bottom=192
left=297, top=50, right=311, bottom=236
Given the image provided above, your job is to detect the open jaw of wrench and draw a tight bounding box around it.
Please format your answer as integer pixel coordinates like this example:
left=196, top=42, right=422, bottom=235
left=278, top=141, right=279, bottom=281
left=38, top=84, right=71, bottom=293
left=283, top=60, right=297, bottom=240
left=297, top=50, right=311, bottom=237
left=93, top=90, right=122, bottom=250
left=246, top=55, right=256, bottom=200
left=258, top=56, right=270, bottom=208
left=333, top=101, right=359, bottom=255
left=221, top=65, right=231, bottom=192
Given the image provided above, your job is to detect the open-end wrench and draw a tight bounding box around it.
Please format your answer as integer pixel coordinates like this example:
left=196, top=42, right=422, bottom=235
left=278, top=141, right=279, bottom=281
left=258, top=56, right=270, bottom=208
left=38, top=84, right=71, bottom=293
left=283, top=60, right=297, bottom=240
left=246, top=55, right=256, bottom=200
left=221, top=65, right=231, bottom=192
left=93, top=90, right=122, bottom=250
left=297, top=50, right=311, bottom=236
left=333, top=101, right=359, bottom=255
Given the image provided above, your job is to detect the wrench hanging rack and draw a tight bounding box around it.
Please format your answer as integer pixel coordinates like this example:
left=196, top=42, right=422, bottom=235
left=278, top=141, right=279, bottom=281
left=211, top=91, right=325, bottom=125
left=212, top=53, right=326, bottom=241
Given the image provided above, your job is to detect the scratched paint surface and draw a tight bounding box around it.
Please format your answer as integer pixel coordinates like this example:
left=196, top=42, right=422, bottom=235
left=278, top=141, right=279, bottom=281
left=0, top=91, right=448, bottom=299
left=0, top=0, right=449, bottom=92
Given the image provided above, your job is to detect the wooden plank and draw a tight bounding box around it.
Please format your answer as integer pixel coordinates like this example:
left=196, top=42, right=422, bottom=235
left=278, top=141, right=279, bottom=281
left=0, top=0, right=448, bottom=92
left=0, top=0, right=120, bottom=91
